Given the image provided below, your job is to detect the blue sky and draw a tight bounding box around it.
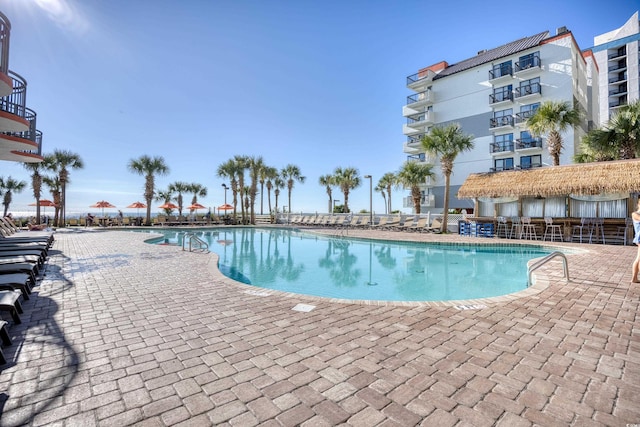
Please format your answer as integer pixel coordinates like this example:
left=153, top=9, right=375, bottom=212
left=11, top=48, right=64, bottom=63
left=0, top=0, right=637, bottom=217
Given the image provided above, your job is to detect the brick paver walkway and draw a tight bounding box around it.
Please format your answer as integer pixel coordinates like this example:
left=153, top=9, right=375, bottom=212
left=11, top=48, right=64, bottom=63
left=0, top=228, right=638, bottom=426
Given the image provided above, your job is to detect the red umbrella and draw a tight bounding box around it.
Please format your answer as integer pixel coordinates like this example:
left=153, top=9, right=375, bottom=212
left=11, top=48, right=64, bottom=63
left=90, top=200, right=116, bottom=216
left=127, top=201, right=147, bottom=216
left=29, top=199, right=57, bottom=217
left=158, top=202, right=178, bottom=210
left=218, top=204, right=234, bottom=211
left=187, top=202, right=206, bottom=213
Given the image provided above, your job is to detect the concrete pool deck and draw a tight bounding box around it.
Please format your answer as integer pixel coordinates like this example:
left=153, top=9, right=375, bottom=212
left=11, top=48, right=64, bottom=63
left=0, top=227, right=638, bottom=426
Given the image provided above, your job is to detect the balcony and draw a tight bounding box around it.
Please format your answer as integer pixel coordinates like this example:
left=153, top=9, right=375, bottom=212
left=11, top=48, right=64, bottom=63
left=609, top=86, right=628, bottom=97
left=490, top=142, right=514, bottom=154
left=489, top=115, right=514, bottom=129
left=608, top=49, right=626, bottom=60
left=406, top=69, right=435, bottom=91
left=406, top=90, right=434, bottom=109
left=403, top=194, right=435, bottom=209
left=490, top=165, right=515, bottom=172
left=516, top=137, right=542, bottom=150
left=0, top=12, right=10, bottom=97
left=515, top=110, right=536, bottom=125
left=0, top=109, right=43, bottom=163
left=0, top=71, right=30, bottom=132
left=488, top=65, right=513, bottom=83
left=405, top=111, right=434, bottom=130
left=518, top=162, right=543, bottom=170
left=609, top=74, right=627, bottom=84
left=609, top=99, right=627, bottom=109
left=489, top=91, right=513, bottom=106
left=403, top=134, right=425, bottom=153
left=515, top=83, right=541, bottom=100
left=514, top=56, right=541, bottom=75
left=608, top=63, right=627, bottom=73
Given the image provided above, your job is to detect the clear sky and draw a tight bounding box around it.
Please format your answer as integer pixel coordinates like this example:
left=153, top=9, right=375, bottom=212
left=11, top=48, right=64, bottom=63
left=0, top=0, right=637, bottom=217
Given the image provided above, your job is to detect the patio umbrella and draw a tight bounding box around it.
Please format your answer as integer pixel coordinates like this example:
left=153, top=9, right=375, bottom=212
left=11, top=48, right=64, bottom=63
left=28, top=199, right=57, bottom=218
left=126, top=201, right=147, bottom=216
left=158, top=202, right=178, bottom=210
left=218, top=203, right=234, bottom=211
left=187, top=202, right=206, bottom=213
left=90, top=200, right=116, bottom=217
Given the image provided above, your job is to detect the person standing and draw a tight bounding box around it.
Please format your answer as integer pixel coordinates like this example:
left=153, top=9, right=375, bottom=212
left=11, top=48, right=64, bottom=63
left=632, top=199, right=640, bottom=283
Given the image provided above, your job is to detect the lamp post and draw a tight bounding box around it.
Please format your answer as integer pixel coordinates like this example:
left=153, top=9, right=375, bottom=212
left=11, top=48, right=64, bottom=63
left=221, top=183, right=228, bottom=205
left=333, top=200, right=340, bottom=215
left=364, top=175, right=372, bottom=225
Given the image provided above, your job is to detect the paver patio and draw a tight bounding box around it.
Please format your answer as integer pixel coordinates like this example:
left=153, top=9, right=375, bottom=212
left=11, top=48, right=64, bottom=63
left=0, top=227, right=638, bottom=426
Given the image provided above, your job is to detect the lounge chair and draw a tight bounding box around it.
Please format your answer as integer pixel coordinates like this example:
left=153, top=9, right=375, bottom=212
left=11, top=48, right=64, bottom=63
left=0, top=263, right=39, bottom=285
left=0, top=290, right=23, bottom=324
left=370, top=216, right=389, bottom=229
left=0, top=272, right=33, bottom=300
left=381, top=215, right=402, bottom=230
left=405, top=217, right=429, bottom=232
left=425, top=218, right=443, bottom=233
left=358, top=216, right=371, bottom=228
left=0, top=319, right=12, bottom=364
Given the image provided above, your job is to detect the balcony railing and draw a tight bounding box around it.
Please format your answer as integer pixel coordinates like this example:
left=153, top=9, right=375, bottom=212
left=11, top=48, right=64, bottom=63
left=490, top=142, right=514, bottom=153
left=0, top=71, right=28, bottom=118
left=609, top=87, right=628, bottom=96
left=407, top=90, right=433, bottom=106
left=516, top=137, right=542, bottom=149
left=489, top=65, right=512, bottom=80
left=515, top=83, right=541, bottom=98
left=610, top=100, right=627, bottom=108
left=403, top=195, right=435, bottom=208
left=406, top=111, right=433, bottom=127
left=515, top=56, right=541, bottom=72
left=515, top=110, right=536, bottom=124
left=489, top=92, right=513, bottom=104
left=519, top=162, right=543, bottom=170
left=490, top=165, right=515, bottom=172
left=406, top=134, right=425, bottom=145
left=608, top=63, right=627, bottom=73
left=0, top=12, right=9, bottom=75
left=609, top=74, right=627, bottom=84
left=489, top=116, right=514, bottom=128
left=608, top=49, right=626, bottom=60
left=407, top=71, right=430, bottom=85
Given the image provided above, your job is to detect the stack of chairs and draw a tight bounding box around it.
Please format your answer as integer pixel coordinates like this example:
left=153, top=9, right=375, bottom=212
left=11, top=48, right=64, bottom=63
left=0, top=217, right=54, bottom=364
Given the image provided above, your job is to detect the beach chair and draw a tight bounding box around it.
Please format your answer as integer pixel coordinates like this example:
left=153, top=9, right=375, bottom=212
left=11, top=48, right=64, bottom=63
left=358, top=216, right=371, bottom=228
left=0, top=289, right=23, bottom=324
left=370, top=216, right=389, bottom=229
left=406, top=217, right=428, bottom=232
left=425, top=218, right=443, bottom=233
left=0, top=319, right=12, bottom=364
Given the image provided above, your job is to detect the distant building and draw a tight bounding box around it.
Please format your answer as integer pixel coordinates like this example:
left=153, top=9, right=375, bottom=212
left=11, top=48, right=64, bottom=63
left=402, top=27, right=593, bottom=214
left=591, top=11, right=640, bottom=125
left=0, top=11, right=44, bottom=163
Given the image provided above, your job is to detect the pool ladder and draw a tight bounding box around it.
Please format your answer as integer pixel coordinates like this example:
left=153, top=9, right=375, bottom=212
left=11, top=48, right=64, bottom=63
left=182, top=232, right=209, bottom=253
left=527, top=251, right=569, bottom=287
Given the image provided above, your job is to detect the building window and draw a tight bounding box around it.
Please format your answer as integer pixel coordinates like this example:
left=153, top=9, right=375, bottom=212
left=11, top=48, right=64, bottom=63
left=493, top=158, right=514, bottom=172
left=517, top=131, right=541, bottom=149
left=490, top=108, right=514, bottom=127
left=518, top=77, right=540, bottom=96
left=520, top=155, right=542, bottom=169
left=492, top=134, right=513, bottom=152
left=517, top=52, right=540, bottom=70
left=491, top=85, right=513, bottom=103
left=490, top=61, right=512, bottom=79
left=517, top=102, right=540, bottom=122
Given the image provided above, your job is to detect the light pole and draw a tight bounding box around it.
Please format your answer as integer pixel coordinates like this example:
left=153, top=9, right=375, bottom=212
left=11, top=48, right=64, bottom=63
left=221, top=183, right=228, bottom=205
left=364, top=175, right=372, bottom=225
left=333, top=200, right=340, bottom=215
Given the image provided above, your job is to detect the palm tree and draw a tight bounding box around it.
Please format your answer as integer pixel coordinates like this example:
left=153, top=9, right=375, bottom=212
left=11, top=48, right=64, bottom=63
left=374, top=183, right=387, bottom=214
left=155, top=188, right=175, bottom=215
left=263, top=166, right=279, bottom=216
left=188, top=183, right=208, bottom=211
left=273, top=176, right=284, bottom=214
left=0, top=176, right=26, bottom=217
left=396, top=161, right=436, bottom=216
left=318, top=174, right=335, bottom=214
left=281, top=164, right=306, bottom=213
left=248, top=156, right=264, bottom=224
left=217, top=159, right=241, bottom=221
left=377, top=172, right=397, bottom=214
left=42, top=175, right=61, bottom=225
left=23, top=161, right=48, bottom=224
left=575, top=129, right=618, bottom=163
left=128, top=155, right=170, bottom=226
left=233, top=155, right=249, bottom=224
left=526, top=100, right=583, bottom=166
left=49, top=149, right=84, bottom=227
left=333, top=167, right=360, bottom=214
left=168, top=181, right=190, bottom=216
left=421, top=123, right=474, bottom=231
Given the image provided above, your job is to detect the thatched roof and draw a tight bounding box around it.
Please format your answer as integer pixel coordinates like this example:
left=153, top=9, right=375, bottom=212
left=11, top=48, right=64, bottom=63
left=457, top=159, right=640, bottom=199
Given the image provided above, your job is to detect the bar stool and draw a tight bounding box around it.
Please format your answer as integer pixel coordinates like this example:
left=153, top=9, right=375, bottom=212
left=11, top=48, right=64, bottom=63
left=571, top=217, right=590, bottom=243
left=496, top=216, right=508, bottom=238
left=509, top=216, right=521, bottom=239
left=589, top=217, right=605, bottom=244
left=543, top=217, right=563, bottom=242
left=520, top=216, right=538, bottom=240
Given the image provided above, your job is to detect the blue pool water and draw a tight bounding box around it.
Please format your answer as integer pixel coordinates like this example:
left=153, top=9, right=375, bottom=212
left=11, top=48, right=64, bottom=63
left=141, top=227, right=556, bottom=302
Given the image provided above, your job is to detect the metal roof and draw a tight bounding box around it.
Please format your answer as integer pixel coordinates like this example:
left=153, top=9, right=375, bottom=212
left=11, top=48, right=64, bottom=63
left=433, top=31, right=550, bottom=80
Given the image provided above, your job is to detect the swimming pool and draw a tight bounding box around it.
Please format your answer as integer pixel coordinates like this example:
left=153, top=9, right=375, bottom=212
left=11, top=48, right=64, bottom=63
left=141, top=227, right=557, bottom=302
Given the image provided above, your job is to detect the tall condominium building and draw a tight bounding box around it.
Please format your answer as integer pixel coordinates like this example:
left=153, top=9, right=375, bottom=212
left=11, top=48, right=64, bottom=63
left=402, top=28, right=591, bottom=214
left=591, top=11, right=640, bottom=125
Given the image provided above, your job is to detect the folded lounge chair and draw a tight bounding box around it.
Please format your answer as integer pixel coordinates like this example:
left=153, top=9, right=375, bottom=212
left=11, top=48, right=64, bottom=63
left=0, top=290, right=23, bottom=324
left=0, top=319, right=11, bottom=364
left=0, top=273, right=33, bottom=300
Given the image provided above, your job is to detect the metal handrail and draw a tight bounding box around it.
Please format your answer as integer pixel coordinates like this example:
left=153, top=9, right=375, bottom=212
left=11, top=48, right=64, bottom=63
left=527, top=251, right=568, bottom=287
left=182, top=232, right=209, bottom=252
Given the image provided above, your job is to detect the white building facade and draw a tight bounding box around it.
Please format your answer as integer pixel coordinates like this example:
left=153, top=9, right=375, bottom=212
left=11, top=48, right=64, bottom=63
left=402, top=29, right=592, bottom=214
left=591, top=11, right=640, bottom=125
